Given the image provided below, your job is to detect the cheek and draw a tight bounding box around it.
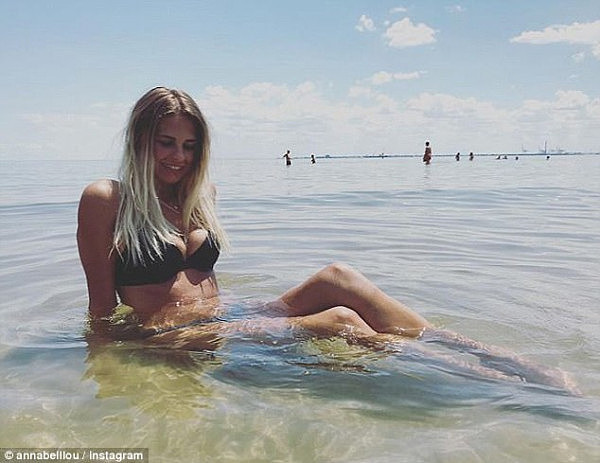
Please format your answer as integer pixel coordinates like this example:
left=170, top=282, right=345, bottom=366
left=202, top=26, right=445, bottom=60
left=153, top=145, right=169, bottom=161
left=182, top=150, right=198, bottom=170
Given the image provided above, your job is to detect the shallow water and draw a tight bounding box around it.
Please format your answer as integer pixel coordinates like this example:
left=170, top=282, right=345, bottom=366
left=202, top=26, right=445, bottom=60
left=1, top=155, right=599, bottom=462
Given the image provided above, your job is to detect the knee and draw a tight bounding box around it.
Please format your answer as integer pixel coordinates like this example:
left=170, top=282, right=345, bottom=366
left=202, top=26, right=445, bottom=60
left=319, top=262, right=358, bottom=285
left=328, top=306, right=376, bottom=336
left=298, top=306, right=377, bottom=337
left=328, top=306, right=365, bottom=329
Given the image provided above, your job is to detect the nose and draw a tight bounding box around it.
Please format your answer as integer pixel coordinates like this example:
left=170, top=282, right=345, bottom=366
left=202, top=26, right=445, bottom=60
left=172, top=144, right=186, bottom=160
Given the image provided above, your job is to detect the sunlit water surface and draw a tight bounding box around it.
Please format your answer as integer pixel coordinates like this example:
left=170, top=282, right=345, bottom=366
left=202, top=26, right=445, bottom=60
left=1, top=155, right=599, bottom=462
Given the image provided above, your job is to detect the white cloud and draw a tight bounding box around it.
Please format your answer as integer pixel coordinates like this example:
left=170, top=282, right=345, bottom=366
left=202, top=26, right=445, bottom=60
left=511, top=20, right=600, bottom=60
left=370, top=71, right=394, bottom=85
left=393, top=71, right=423, bottom=81
left=390, top=7, right=407, bottom=14
left=515, top=91, right=600, bottom=150
left=366, top=71, right=422, bottom=85
left=511, top=20, right=600, bottom=45
left=6, top=84, right=598, bottom=160
left=198, top=82, right=600, bottom=157
left=7, top=105, right=128, bottom=159
left=404, top=93, right=500, bottom=122
left=553, top=89, right=590, bottom=110
left=383, top=17, right=437, bottom=48
left=446, top=5, right=465, bottom=14
left=348, top=85, right=373, bottom=98
left=356, top=14, right=376, bottom=32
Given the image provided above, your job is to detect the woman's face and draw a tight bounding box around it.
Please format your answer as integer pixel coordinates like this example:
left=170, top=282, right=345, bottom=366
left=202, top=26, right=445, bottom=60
left=153, top=114, right=198, bottom=191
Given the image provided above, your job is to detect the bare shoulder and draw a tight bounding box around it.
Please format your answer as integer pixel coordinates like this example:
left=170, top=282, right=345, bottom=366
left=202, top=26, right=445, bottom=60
left=81, top=179, right=120, bottom=203
left=79, top=179, right=120, bottom=221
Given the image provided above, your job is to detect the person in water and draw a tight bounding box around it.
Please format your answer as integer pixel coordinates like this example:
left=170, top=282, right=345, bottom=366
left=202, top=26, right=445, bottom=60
left=423, top=141, right=432, bottom=165
left=282, top=149, right=292, bottom=166
left=77, top=87, right=577, bottom=393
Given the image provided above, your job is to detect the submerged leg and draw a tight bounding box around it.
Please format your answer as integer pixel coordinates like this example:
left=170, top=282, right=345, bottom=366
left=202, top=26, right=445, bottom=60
left=145, top=308, right=378, bottom=350
left=269, top=263, right=431, bottom=336
left=420, top=329, right=581, bottom=394
left=140, top=312, right=579, bottom=394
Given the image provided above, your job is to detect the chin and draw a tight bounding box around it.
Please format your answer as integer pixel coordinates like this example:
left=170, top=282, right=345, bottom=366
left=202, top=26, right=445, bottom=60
left=157, top=169, right=191, bottom=185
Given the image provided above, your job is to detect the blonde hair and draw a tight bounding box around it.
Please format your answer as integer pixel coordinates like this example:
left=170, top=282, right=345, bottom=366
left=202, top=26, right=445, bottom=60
left=114, top=87, right=229, bottom=264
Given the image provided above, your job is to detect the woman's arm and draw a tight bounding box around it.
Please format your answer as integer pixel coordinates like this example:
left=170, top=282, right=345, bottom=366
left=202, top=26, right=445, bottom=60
left=77, top=179, right=120, bottom=318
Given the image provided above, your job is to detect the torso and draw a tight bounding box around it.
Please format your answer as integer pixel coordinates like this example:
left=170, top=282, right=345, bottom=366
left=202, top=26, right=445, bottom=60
left=111, top=183, right=221, bottom=323
left=423, top=147, right=432, bottom=163
left=117, top=270, right=220, bottom=324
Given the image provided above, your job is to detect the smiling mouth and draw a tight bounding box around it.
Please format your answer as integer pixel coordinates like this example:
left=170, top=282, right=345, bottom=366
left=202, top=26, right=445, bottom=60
left=163, top=163, right=184, bottom=171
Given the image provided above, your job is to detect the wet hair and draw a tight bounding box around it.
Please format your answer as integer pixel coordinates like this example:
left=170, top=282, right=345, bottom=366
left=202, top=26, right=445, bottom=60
left=114, top=87, right=229, bottom=264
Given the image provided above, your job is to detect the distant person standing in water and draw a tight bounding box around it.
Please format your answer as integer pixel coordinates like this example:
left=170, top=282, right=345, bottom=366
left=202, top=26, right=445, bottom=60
left=423, top=141, right=432, bottom=165
left=282, top=150, right=292, bottom=166
left=455, top=152, right=460, bottom=161
left=469, top=152, right=474, bottom=161
left=310, top=153, right=316, bottom=164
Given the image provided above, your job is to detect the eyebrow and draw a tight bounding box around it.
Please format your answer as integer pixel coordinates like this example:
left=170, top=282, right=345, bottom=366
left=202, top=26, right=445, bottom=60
left=155, top=134, right=197, bottom=143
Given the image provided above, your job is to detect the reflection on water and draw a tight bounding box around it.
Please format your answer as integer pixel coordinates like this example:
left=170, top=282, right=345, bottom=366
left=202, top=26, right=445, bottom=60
left=3, top=329, right=599, bottom=459
left=83, top=342, right=222, bottom=418
left=1, top=157, right=600, bottom=461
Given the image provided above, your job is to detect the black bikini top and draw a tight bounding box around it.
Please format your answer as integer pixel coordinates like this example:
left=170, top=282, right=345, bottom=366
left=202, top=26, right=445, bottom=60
left=115, top=232, right=219, bottom=286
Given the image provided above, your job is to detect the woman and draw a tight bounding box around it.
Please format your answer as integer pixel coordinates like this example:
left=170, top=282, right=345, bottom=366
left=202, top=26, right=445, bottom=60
left=423, top=141, right=432, bottom=165
left=78, top=87, right=429, bottom=340
left=78, top=87, right=576, bottom=392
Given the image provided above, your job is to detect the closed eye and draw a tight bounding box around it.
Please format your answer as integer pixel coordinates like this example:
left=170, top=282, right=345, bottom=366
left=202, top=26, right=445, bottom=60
left=156, top=138, right=175, bottom=148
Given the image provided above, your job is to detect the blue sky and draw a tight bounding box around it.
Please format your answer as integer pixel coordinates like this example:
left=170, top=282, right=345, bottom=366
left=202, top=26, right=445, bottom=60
left=1, top=0, right=599, bottom=160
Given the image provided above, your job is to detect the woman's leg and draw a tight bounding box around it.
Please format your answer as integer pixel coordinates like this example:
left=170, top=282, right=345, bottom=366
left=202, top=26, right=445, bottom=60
left=424, top=329, right=581, bottom=394
left=269, top=263, right=431, bottom=337
left=292, top=306, right=378, bottom=337
left=145, top=308, right=377, bottom=349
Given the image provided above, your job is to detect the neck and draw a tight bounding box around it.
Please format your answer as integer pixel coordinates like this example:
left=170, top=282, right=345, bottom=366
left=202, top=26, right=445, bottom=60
left=158, top=197, right=181, bottom=213
left=156, top=185, right=178, bottom=203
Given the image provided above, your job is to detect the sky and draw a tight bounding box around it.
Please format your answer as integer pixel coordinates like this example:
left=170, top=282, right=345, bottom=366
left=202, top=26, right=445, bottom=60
left=1, top=0, right=599, bottom=160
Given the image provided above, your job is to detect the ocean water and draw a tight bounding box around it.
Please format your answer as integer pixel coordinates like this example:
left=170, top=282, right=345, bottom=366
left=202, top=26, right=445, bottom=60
left=1, top=155, right=599, bottom=462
